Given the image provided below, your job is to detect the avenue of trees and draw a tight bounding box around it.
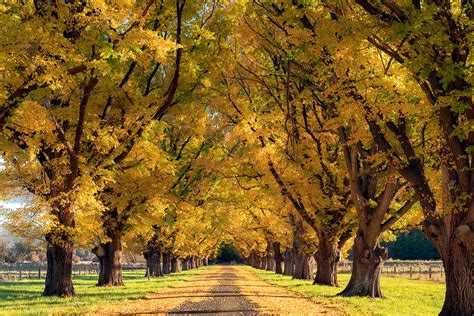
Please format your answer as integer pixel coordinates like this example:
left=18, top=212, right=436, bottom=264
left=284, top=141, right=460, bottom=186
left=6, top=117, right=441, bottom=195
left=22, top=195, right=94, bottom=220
left=0, top=1, right=471, bottom=315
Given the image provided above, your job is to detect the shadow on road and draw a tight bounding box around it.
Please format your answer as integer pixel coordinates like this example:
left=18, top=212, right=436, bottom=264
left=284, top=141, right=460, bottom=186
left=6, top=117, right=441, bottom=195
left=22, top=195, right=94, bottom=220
left=167, top=268, right=258, bottom=315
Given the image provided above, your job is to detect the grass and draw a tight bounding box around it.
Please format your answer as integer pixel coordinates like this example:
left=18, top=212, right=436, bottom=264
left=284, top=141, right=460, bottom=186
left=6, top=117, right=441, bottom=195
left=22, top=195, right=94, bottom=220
left=246, top=267, right=445, bottom=315
left=0, top=267, right=209, bottom=315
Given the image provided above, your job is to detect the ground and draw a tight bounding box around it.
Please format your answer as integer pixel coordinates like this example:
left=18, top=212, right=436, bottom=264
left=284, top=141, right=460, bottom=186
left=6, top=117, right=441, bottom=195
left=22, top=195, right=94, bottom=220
left=251, top=266, right=445, bottom=315
left=104, top=265, right=327, bottom=314
left=0, top=268, right=204, bottom=315
left=0, top=264, right=445, bottom=315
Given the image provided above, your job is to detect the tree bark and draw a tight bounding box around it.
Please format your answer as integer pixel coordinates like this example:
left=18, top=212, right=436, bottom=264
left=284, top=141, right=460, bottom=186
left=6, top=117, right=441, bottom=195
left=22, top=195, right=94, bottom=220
left=293, top=254, right=312, bottom=280
left=265, top=254, right=275, bottom=271
left=265, top=241, right=275, bottom=271
left=144, top=244, right=162, bottom=277
left=273, top=242, right=283, bottom=274
left=43, top=233, right=74, bottom=297
left=304, top=256, right=315, bottom=280
left=203, top=258, right=209, bottom=266
left=339, top=234, right=387, bottom=297
left=438, top=235, right=473, bottom=316
left=313, top=238, right=340, bottom=286
left=93, top=231, right=124, bottom=286
left=283, top=249, right=294, bottom=276
left=257, top=255, right=265, bottom=269
left=171, top=256, right=180, bottom=273
left=424, top=165, right=473, bottom=315
left=162, top=252, right=171, bottom=274
left=249, top=251, right=257, bottom=268
left=182, top=257, right=189, bottom=271
left=291, top=220, right=312, bottom=280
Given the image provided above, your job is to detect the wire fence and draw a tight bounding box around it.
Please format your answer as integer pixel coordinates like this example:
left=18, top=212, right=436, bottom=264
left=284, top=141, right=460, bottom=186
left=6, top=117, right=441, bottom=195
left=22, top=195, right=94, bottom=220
left=0, top=263, right=147, bottom=281
left=1, top=260, right=445, bottom=282
left=338, top=260, right=445, bottom=282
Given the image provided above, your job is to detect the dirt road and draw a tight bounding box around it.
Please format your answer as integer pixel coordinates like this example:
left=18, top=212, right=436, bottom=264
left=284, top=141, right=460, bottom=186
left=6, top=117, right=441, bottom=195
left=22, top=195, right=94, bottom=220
left=105, top=265, right=330, bottom=315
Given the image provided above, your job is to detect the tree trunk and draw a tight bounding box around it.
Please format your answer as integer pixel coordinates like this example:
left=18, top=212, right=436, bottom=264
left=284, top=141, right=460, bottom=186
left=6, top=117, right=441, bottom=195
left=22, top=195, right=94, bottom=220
left=265, top=254, right=275, bottom=271
left=171, top=256, right=180, bottom=273
left=283, top=250, right=294, bottom=276
left=273, top=242, right=283, bottom=274
left=293, top=254, right=312, bottom=280
left=424, top=220, right=473, bottom=316
left=439, top=241, right=473, bottom=316
left=94, top=232, right=124, bottom=286
left=43, top=234, right=74, bottom=297
left=203, top=258, right=209, bottom=266
left=425, top=165, right=473, bottom=315
left=144, top=244, right=162, bottom=277
left=92, top=245, right=105, bottom=282
left=304, top=256, right=315, bottom=280
left=249, top=251, right=257, bottom=268
left=182, top=257, right=189, bottom=271
left=314, top=238, right=340, bottom=286
left=265, top=241, right=275, bottom=271
left=258, top=255, right=265, bottom=269
left=339, top=234, right=386, bottom=297
left=162, top=252, right=171, bottom=274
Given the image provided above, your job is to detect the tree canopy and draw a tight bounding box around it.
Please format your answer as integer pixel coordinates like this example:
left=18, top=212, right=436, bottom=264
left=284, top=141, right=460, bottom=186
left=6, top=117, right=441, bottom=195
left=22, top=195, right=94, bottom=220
left=0, top=1, right=472, bottom=315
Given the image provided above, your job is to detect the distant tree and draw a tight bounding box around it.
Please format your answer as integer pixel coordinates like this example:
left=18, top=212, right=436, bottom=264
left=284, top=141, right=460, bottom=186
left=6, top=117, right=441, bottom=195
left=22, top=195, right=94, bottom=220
left=382, top=229, right=440, bottom=260
left=216, top=243, right=242, bottom=263
left=0, top=238, right=8, bottom=263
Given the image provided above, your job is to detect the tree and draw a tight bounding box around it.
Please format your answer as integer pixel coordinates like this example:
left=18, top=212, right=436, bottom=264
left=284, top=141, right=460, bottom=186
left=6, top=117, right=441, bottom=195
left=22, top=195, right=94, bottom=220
left=323, top=1, right=472, bottom=313
left=0, top=0, right=182, bottom=296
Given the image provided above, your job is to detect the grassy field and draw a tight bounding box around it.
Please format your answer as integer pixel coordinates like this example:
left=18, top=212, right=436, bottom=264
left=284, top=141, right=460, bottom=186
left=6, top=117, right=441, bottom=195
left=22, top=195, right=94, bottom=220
left=247, top=267, right=445, bottom=315
left=0, top=267, right=208, bottom=315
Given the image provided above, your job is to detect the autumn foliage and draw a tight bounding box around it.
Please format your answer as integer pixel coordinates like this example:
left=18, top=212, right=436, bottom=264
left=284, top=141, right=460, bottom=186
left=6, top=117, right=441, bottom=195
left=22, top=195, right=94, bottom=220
left=0, top=1, right=472, bottom=315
